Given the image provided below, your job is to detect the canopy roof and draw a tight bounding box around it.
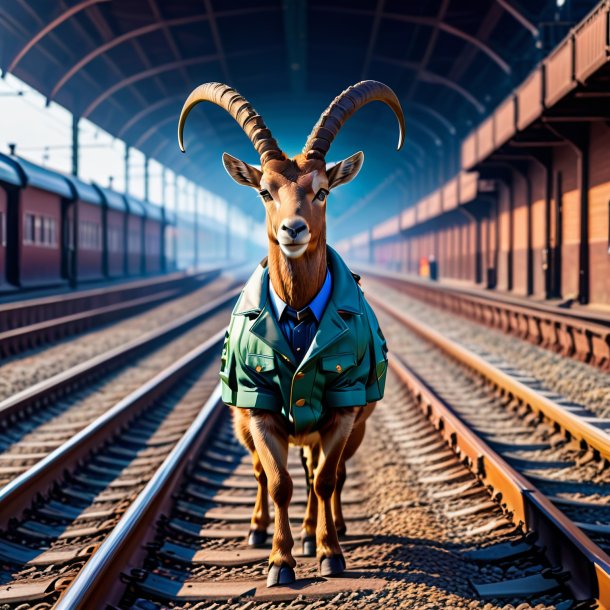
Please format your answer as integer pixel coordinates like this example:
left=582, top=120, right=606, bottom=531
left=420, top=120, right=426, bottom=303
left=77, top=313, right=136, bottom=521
left=0, top=0, right=598, bottom=236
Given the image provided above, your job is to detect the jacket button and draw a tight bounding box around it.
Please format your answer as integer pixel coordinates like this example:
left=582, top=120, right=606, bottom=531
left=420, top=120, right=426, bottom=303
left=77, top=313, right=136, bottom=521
left=335, top=364, right=342, bottom=372
left=255, top=365, right=262, bottom=372
left=295, top=398, right=306, bottom=407
left=295, top=371, right=305, bottom=379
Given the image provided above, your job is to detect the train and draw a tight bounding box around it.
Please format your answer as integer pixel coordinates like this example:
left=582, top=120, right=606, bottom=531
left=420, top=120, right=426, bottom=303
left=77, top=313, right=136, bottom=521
left=0, top=152, right=177, bottom=291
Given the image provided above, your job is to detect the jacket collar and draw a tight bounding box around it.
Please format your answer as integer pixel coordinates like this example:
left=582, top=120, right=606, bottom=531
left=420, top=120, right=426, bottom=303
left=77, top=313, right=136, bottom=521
left=235, top=246, right=362, bottom=317
left=234, top=246, right=362, bottom=367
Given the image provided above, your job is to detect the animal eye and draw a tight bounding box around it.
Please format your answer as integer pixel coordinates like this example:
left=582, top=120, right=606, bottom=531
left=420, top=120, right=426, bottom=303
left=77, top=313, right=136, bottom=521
left=259, top=190, right=273, bottom=202
left=315, top=189, right=328, bottom=202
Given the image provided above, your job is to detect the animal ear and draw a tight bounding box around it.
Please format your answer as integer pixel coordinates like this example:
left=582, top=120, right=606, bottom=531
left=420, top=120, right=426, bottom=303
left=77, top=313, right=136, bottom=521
left=222, top=152, right=262, bottom=188
left=326, top=151, right=364, bottom=190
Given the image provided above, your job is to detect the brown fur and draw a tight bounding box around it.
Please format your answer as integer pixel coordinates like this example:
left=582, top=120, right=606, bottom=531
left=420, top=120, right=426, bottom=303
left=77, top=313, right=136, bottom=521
left=224, top=148, right=371, bottom=578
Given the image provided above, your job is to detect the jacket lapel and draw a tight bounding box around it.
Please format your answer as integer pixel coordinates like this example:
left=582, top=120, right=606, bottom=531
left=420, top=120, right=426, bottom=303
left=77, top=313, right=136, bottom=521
left=236, top=263, right=296, bottom=364
left=250, top=305, right=296, bottom=364
left=300, top=303, right=348, bottom=365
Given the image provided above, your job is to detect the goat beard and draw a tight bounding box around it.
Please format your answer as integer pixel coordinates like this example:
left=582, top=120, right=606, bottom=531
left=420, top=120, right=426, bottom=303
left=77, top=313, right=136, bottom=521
left=268, top=231, right=327, bottom=310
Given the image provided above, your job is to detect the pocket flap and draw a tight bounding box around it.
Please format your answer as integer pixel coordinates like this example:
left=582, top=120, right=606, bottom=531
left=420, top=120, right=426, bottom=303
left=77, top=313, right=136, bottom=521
left=320, top=352, right=356, bottom=373
left=246, top=353, right=276, bottom=373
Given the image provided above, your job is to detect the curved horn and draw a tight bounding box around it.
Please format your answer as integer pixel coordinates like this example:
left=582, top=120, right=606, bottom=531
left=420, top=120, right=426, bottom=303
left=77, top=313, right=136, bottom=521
left=303, top=80, right=405, bottom=160
left=178, top=82, right=285, bottom=166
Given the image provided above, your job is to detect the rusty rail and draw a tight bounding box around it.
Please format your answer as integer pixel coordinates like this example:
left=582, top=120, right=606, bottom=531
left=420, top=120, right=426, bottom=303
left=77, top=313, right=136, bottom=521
left=0, top=269, right=220, bottom=332
left=367, top=291, right=610, bottom=463
left=388, top=353, right=610, bottom=608
left=0, top=269, right=223, bottom=358
left=362, top=266, right=610, bottom=370
left=54, top=386, right=224, bottom=609
left=0, top=286, right=240, bottom=424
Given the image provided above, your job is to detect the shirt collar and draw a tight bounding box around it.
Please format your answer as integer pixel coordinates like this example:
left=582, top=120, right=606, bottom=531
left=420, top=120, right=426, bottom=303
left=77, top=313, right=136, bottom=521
left=269, top=269, right=332, bottom=323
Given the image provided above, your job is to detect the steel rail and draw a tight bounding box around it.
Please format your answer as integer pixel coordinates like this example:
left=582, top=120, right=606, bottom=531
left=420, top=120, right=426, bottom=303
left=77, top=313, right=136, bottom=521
left=388, top=353, right=610, bottom=608
left=0, top=288, right=179, bottom=357
left=54, top=385, right=224, bottom=609
left=0, top=285, right=240, bottom=423
left=0, top=269, right=220, bottom=331
left=367, top=292, right=610, bottom=463
left=362, top=265, right=610, bottom=369
left=0, top=329, right=226, bottom=529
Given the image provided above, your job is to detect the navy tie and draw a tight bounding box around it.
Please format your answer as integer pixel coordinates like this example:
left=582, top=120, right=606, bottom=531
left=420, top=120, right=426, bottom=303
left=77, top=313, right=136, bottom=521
left=282, top=306, right=317, bottom=363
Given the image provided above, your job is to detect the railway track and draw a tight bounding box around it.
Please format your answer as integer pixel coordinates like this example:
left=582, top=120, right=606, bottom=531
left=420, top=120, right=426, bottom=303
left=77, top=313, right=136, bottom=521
left=1, top=280, right=608, bottom=608
left=0, top=330, right=226, bottom=608
left=0, top=282, right=240, bottom=488
left=361, top=265, right=610, bottom=371
left=367, top=291, right=610, bottom=608
left=0, top=269, right=221, bottom=358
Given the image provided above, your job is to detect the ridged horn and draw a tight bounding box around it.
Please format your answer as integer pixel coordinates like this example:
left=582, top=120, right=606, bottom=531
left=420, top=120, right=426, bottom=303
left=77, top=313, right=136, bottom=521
left=178, top=82, right=285, bottom=166
left=303, top=80, right=405, bottom=160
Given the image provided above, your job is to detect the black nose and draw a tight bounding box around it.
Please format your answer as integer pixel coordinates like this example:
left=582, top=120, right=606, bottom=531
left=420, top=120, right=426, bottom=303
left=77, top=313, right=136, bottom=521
left=280, top=221, right=307, bottom=239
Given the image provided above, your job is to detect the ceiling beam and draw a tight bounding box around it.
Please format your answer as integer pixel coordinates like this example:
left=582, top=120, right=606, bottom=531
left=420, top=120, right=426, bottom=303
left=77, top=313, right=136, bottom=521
left=495, top=0, right=539, bottom=37
left=360, top=0, right=386, bottom=79
left=49, top=15, right=207, bottom=100
left=283, top=0, right=307, bottom=95
left=116, top=96, right=183, bottom=138
left=203, top=0, right=232, bottom=83
left=407, top=102, right=457, bottom=135
left=82, top=54, right=220, bottom=118
left=6, top=0, right=110, bottom=73
left=376, top=55, right=485, bottom=113
left=403, top=0, right=450, bottom=101
left=312, top=5, right=510, bottom=74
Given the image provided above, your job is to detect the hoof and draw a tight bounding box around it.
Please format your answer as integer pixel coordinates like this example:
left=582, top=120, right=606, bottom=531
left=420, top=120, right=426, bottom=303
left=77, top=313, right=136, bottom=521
left=302, top=535, right=316, bottom=557
left=247, top=529, right=268, bottom=548
left=336, top=525, right=347, bottom=538
left=267, top=562, right=296, bottom=587
left=319, top=554, right=346, bottom=577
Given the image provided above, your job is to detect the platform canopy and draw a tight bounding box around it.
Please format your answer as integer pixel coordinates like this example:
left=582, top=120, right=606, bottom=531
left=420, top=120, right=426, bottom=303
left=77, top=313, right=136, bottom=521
left=0, top=0, right=598, bottom=235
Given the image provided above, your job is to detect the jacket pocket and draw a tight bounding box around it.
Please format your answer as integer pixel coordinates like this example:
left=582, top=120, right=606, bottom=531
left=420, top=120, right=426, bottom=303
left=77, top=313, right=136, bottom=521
left=319, top=352, right=356, bottom=374
left=245, top=353, right=276, bottom=373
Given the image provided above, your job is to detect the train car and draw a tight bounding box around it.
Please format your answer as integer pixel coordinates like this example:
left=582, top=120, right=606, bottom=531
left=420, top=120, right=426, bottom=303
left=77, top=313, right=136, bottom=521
left=2, top=155, right=71, bottom=288
left=93, top=184, right=129, bottom=279
left=163, top=207, right=177, bottom=272
left=64, top=175, right=105, bottom=283
left=0, top=156, right=21, bottom=290
left=123, top=195, right=146, bottom=276
left=141, top=200, right=163, bottom=274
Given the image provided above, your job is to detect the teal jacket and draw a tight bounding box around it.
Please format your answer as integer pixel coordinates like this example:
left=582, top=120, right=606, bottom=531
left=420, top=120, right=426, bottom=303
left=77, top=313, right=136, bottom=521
left=219, top=246, right=388, bottom=434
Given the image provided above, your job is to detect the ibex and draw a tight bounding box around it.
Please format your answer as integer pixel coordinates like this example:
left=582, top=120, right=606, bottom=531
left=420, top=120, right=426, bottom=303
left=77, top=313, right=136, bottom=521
left=178, top=81, right=404, bottom=586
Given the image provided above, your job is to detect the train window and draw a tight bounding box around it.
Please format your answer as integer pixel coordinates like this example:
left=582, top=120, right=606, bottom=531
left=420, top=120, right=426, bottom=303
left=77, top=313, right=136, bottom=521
left=24, top=213, right=35, bottom=244
left=42, top=217, right=57, bottom=247
left=79, top=221, right=102, bottom=251
left=0, top=212, right=5, bottom=247
left=35, top=216, right=42, bottom=244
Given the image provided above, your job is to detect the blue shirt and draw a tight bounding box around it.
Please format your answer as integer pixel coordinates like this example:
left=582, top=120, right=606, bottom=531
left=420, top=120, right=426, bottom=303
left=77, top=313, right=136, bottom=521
left=269, top=269, right=332, bottom=362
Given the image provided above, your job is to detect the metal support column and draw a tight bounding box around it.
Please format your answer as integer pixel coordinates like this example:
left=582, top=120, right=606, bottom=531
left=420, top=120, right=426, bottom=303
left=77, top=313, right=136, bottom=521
left=144, top=156, right=150, bottom=201
left=124, top=146, right=131, bottom=195
left=71, top=115, right=79, bottom=177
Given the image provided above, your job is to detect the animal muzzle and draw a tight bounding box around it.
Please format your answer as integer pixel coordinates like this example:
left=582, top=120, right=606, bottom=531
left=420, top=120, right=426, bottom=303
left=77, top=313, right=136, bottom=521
left=277, top=218, right=311, bottom=259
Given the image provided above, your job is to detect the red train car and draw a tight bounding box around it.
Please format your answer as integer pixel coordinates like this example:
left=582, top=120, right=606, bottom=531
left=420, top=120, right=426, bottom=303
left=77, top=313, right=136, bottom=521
left=94, top=185, right=128, bottom=279
left=124, top=195, right=145, bottom=276
left=0, top=156, right=21, bottom=290
left=64, top=176, right=105, bottom=282
left=163, top=207, right=177, bottom=272
left=4, top=155, right=71, bottom=288
left=142, top=200, right=164, bottom=274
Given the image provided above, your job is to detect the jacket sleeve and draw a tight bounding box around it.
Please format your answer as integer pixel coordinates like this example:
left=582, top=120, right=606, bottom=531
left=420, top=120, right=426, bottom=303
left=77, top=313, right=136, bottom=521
left=363, top=300, right=388, bottom=402
left=219, top=321, right=238, bottom=406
